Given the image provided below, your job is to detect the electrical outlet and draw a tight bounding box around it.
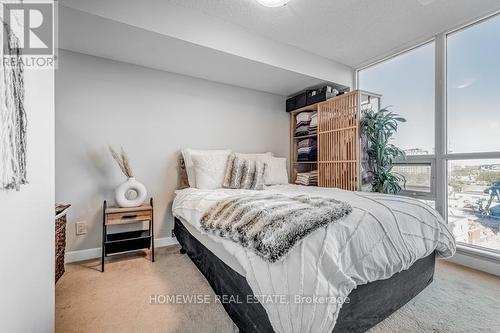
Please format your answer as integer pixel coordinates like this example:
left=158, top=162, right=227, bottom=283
left=75, top=221, right=87, bottom=235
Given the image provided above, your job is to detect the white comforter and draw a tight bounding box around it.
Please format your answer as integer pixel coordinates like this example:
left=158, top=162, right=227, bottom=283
left=173, top=185, right=456, bottom=333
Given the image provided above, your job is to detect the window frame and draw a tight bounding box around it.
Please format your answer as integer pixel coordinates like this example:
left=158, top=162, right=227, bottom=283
left=355, top=10, right=500, bottom=257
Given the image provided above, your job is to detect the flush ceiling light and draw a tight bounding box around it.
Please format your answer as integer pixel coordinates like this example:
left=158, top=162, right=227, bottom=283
left=255, top=0, right=290, bottom=7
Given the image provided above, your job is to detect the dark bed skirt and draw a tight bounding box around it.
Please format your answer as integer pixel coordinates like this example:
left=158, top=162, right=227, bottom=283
left=174, top=218, right=435, bottom=333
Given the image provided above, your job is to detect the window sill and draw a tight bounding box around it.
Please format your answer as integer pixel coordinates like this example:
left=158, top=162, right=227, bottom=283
left=455, top=243, right=500, bottom=262
left=446, top=244, right=500, bottom=276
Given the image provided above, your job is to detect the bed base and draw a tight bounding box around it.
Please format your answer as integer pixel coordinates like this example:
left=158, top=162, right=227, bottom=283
left=174, top=218, right=435, bottom=333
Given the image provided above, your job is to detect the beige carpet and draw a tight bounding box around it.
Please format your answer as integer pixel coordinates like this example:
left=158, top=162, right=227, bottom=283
left=56, top=246, right=500, bottom=333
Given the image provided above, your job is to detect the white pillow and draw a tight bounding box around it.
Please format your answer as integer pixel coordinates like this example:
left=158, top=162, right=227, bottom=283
left=235, top=152, right=274, bottom=160
left=191, top=153, right=230, bottom=189
left=181, top=149, right=231, bottom=187
left=261, top=156, right=289, bottom=185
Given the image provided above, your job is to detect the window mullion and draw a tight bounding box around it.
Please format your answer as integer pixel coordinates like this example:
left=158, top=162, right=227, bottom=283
left=435, top=33, right=448, bottom=219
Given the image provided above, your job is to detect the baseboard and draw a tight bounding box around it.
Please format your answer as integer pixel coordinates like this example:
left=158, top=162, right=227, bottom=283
left=65, top=236, right=179, bottom=263
left=65, top=247, right=102, bottom=264
left=446, top=245, right=500, bottom=277
left=154, top=236, right=179, bottom=248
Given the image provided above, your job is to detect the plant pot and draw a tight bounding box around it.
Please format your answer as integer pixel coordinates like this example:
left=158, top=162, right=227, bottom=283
left=114, top=177, right=147, bottom=208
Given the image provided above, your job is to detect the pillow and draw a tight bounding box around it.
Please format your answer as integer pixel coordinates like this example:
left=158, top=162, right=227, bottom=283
left=178, top=155, right=190, bottom=189
left=223, top=153, right=267, bottom=190
left=261, top=156, right=289, bottom=185
left=181, top=149, right=231, bottom=187
left=191, top=153, right=231, bottom=190
left=235, top=152, right=274, bottom=160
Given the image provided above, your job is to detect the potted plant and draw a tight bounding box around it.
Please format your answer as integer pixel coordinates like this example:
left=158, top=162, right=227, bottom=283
left=360, top=107, right=406, bottom=194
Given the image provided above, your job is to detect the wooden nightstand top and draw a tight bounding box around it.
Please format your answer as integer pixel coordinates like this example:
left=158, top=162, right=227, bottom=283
left=105, top=204, right=152, bottom=214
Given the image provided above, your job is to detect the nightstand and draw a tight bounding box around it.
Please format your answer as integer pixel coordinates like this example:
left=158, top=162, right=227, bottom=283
left=101, top=198, right=154, bottom=272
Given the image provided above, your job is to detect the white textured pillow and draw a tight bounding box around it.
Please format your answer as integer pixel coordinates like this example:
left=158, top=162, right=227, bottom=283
left=191, top=153, right=230, bottom=189
left=181, top=149, right=231, bottom=187
left=235, top=152, right=273, bottom=160
left=261, top=156, right=289, bottom=185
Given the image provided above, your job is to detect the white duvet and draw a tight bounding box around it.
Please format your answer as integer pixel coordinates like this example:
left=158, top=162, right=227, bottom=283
left=173, top=185, right=456, bottom=333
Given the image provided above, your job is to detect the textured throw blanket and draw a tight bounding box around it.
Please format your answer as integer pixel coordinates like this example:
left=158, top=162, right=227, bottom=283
left=200, top=193, right=352, bottom=262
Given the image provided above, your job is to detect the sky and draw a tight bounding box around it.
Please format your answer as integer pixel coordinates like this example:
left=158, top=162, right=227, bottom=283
left=359, top=13, right=500, bottom=159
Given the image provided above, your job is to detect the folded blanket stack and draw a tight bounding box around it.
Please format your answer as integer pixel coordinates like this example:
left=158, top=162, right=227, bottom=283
left=297, top=137, right=317, bottom=161
left=295, top=111, right=317, bottom=137
left=295, top=170, right=318, bottom=186
left=297, top=137, right=316, bottom=149
left=309, top=112, right=318, bottom=135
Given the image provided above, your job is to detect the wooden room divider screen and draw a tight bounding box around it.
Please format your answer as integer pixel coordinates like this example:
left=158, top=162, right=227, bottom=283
left=290, top=90, right=381, bottom=191
left=318, top=91, right=360, bottom=190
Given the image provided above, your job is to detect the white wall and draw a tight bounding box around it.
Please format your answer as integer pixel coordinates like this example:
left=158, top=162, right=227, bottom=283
left=0, top=69, right=55, bottom=330
left=56, top=50, right=289, bottom=252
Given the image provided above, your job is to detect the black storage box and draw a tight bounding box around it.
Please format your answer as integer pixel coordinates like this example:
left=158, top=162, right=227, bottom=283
left=287, top=86, right=346, bottom=112
left=285, top=96, right=296, bottom=112
left=306, top=86, right=339, bottom=105
left=286, top=92, right=307, bottom=112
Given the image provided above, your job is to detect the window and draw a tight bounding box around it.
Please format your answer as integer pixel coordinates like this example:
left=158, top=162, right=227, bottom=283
left=393, top=163, right=433, bottom=195
left=448, top=159, right=500, bottom=251
left=358, top=42, right=435, bottom=154
left=447, top=15, right=500, bottom=154
left=446, top=14, right=500, bottom=253
left=357, top=13, right=500, bottom=256
left=358, top=42, right=436, bottom=199
left=357, top=11, right=500, bottom=255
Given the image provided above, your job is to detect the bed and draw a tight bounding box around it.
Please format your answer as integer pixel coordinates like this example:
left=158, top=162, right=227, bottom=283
left=172, top=184, right=455, bottom=333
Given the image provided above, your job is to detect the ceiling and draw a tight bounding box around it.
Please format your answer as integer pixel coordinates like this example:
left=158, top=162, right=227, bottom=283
left=59, top=0, right=500, bottom=95
left=165, top=0, right=500, bottom=67
left=59, top=6, right=338, bottom=96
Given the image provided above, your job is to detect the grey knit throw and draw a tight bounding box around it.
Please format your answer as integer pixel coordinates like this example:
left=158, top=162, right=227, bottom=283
left=200, top=193, right=352, bottom=262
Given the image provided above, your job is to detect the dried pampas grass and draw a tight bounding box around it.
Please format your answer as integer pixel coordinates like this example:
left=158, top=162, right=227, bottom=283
left=109, top=146, right=134, bottom=178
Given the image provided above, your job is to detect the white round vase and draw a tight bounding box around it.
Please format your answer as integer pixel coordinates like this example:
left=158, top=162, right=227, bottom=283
left=114, top=177, right=147, bottom=208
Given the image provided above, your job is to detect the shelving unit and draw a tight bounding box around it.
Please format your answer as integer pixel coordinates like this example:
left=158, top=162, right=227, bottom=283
left=289, top=103, right=319, bottom=183
left=289, top=90, right=381, bottom=190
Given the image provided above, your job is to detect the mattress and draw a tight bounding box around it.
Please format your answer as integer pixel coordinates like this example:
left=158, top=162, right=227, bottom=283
left=178, top=216, right=245, bottom=276
left=174, top=217, right=436, bottom=333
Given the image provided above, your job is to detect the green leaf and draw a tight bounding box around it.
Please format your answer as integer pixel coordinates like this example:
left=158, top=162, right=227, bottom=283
left=361, top=106, right=407, bottom=194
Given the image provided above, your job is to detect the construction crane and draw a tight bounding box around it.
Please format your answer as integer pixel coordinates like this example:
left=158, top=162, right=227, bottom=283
left=481, top=181, right=500, bottom=216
